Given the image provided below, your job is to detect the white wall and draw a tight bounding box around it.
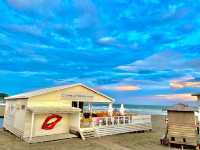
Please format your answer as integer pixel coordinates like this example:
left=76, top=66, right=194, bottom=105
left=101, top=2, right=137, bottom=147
left=4, top=99, right=27, bottom=134
left=13, top=100, right=27, bottom=131
left=69, top=112, right=80, bottom=129
left=33, top=113, right=70, bottom=137
left=3, top=100, right=15, bottom=127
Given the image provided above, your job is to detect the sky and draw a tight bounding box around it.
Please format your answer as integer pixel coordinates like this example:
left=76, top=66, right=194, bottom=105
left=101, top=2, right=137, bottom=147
left=0, top=0, right=200, bottom=105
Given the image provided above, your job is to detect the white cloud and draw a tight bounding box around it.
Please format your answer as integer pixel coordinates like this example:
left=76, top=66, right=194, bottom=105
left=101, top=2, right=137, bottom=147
left=117, top=50, right=184, bottom=71
left=0, top=70, right=58, bottom=77
left=97, top=83, right=141, bottom=91
left=154, top=93, right=197, bottom=101
left=97, top=36, right=115, bottom=45
left=170, top=76, right=200, bottom=89
left=6, top=0, right=63, bottom=17
left=116, top=50, right=200, bottom=73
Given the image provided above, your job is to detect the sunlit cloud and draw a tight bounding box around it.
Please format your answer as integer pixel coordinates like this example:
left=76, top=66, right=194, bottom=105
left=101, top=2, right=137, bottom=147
left=97, top=84, right=141, bottom=91
left=170, top=76, right=200, bottom=89
left=155, top=93, right=197, bottom=101
left=170, top=81, right=200, bottom=89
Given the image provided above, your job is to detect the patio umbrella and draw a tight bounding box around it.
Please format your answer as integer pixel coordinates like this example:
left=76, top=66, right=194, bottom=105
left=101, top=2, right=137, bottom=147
left=119, top=104, right=125, bottom=116
left=108, top=103, right=113, bottom=117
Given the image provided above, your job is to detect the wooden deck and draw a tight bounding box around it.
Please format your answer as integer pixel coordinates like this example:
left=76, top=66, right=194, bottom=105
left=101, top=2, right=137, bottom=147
left=24, top=133, right=78, bottom=143
left=80, top=115, right=152, bottom=139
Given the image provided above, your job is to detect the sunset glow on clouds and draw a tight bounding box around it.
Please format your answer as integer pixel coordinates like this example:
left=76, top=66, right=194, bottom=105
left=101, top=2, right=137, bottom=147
left=97, top=85, right=141, bottom=91
left=155, top=93, right=197, bottom=101
left=170, top=81, right=200, bottom=89
left=0, top=0, right=200, bottom=104
left=170, top=76, right=200, bottom=89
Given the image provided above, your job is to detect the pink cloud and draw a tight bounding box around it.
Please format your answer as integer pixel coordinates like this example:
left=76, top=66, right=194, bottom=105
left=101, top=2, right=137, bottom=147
left=155, top=93, right=197, bottom=101
left=97, top=84, right=141, bottom=91
left=170, top=76, right=200, bottom=89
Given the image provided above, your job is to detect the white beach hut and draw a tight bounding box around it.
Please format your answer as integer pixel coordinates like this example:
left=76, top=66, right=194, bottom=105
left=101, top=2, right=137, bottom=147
left=3, top=83, right=113, bottom=143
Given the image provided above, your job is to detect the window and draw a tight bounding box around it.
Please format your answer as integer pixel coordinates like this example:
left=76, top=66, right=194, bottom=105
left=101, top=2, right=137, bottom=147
left=171, top=137, right=175, bottom=141
left=10, top=104, right=15, bottom=113
left=72, top=101, right=83, bottom=110
left=7, top=104, right=16, bottom=115
left=21, top=105, right=25, bottom=110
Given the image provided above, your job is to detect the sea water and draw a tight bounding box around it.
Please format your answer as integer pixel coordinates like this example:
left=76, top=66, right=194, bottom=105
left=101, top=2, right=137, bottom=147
left=84, top=104, right=167, bottom=115
left=0, top=118, right=3, bottom=128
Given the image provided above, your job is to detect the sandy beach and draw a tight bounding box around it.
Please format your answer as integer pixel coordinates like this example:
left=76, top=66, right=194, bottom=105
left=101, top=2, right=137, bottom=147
left=0, top=115, right=185, bottom=150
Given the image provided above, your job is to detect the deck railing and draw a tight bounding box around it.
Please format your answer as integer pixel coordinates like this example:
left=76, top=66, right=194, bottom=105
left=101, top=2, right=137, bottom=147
left=81, top=115, right=151, bottom=128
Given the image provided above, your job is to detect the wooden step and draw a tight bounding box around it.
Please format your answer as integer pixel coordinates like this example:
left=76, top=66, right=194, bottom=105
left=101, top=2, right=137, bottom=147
left=80, top=128, right=96, bottom=140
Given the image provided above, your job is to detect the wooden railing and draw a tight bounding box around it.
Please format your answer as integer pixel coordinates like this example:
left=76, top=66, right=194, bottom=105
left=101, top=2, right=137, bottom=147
left=81, top=115, right=151, bottom=128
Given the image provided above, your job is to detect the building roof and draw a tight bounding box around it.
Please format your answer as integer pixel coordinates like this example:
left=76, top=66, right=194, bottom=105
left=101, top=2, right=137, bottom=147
left=5, top=83, right=114, bottom=102
left=167, top=103, right=197, bottom=112
left=27, top=106, right=81, bottom=114
left=192, top=93, right=200, bottom=96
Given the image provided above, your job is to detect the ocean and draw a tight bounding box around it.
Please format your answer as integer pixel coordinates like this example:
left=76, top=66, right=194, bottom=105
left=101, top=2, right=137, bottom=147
left=84, top=104, right=167, bottom=115
left=0, top=104, right=167, bottom=128
left=0, top=118, right=3, bottom=128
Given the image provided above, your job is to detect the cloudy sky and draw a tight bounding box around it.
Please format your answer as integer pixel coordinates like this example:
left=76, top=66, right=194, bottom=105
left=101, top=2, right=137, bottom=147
left=0, top=0, right=200, bottom=105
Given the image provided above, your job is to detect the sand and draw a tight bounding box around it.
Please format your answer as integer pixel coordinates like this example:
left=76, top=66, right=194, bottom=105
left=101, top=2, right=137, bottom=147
left=0, top=115, right=185, bottom=150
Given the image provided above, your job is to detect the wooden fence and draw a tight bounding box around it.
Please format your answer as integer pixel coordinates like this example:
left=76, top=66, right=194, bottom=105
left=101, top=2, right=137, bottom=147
left=81, top=115, right=151, bottom=128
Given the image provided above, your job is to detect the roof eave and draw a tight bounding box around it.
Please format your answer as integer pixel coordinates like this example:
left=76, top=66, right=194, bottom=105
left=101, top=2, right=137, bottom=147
left=79, top=83, right=114, bottom=102
left=192, top=93, right=200, bottom=96
left=5, top=97, right=28, bottom=100
left=4, top=83, right=114, bottom=102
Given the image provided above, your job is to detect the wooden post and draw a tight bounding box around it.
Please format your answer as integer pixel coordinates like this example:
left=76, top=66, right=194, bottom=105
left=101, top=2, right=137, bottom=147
left=90, top=103, right=92, bottom=114
left=29, top=112, right=35, bottom=142
left=77, top=101, right=79, bottom=108
left=91, top=118, right=95, bottom=127
left=99, top=119, right=102, bottom=127
left=106, top=117, right=108, bottom=126
left=131, top=116, right=134, bottom=124
left=181, top=145, right=183, bottom=150
left=88, top=103, right=93, bottom=115
left=88, top=103, right=91, bottom=112
left=117, top=116, right=120, bottom=125
left=78, top=112, right=80, bottom=129
left=112, top=117, right=114, bottom=126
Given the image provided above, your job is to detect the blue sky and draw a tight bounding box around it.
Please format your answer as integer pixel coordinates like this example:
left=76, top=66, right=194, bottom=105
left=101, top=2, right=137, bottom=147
left=0, top=0, right=200, bottom=105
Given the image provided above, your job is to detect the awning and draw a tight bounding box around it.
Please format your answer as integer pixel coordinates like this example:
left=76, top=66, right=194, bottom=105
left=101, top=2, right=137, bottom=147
left=27, top=106, right=81, bottom=114
left=167, top=103, right=197, bottom=112
left=192, top=93, right=200, bottom=96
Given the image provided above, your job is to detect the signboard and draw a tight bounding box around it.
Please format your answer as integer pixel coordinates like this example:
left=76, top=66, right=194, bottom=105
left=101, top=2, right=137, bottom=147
left=61, top=93, right=94, bottom=101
